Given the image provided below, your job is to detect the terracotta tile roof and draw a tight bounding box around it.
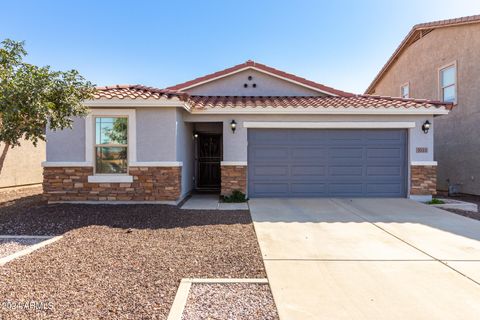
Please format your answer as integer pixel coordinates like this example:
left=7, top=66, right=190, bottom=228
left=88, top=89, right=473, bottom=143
left=93, top=85, right=452, bottom=111
left=166, top=60, right=354, bottom=97
left=185, top=94, right=453, bottom=110
left=366, top=14, right=480, bottom=94
left=94, top=84, right=185, bottom=100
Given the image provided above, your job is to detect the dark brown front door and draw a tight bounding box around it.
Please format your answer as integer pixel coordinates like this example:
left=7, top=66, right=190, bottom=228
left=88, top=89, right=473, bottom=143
left=196, top=134, right=222, bottom=190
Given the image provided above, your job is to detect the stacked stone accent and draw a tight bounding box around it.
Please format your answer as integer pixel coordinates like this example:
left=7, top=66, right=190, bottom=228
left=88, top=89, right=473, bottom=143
left=43, top=166, right=181, bottom=202
left=410, top=165, right=437, bottom=195
left=221, top=165, right=247, bottom=196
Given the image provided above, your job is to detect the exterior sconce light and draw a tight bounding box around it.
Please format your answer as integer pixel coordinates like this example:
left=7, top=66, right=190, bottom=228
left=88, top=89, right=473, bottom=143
left=193, top=132, right=198, bottom=138
left=230, top=120, right=237, bottom=133
left=422, top=120, right=431, bottom=134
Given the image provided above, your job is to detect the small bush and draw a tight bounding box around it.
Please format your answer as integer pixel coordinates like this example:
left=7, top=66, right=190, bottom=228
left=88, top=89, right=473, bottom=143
left=223, top=190, right=248, bottom=203
left=427, top=198, right=445, bottom=205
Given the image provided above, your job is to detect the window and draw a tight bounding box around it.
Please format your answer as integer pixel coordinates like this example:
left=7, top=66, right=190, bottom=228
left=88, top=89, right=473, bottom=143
left=400, top=83, right=409, bottom=99
left=440, top=64, right=456, bottom=103
left=95, top=117, right=128, bottom=174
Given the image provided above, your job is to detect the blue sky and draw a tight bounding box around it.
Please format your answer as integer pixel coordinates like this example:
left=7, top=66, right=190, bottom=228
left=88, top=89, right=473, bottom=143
left=1, top=0, right=479, bottom=93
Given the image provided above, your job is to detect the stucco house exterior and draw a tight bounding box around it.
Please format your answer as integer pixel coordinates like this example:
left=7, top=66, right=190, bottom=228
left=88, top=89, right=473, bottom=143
left=366, top=14, right=480, bottom=195
left=43, top=60, right=451, bottom=203
left=0, top=140, right=44, bottom=189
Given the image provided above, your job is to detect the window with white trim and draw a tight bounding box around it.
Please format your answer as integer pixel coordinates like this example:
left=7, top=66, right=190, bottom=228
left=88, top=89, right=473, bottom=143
left=440, top=64, right=456, bottom=103
left=400, top=83, right=409, bottom=99
left=95, top=117, right=128, bottom=174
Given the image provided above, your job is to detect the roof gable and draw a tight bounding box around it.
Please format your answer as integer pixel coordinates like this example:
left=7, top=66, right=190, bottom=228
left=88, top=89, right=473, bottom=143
left=366, top=14, right=480, bottom=94
left=166, top=60, right=353, bottom=97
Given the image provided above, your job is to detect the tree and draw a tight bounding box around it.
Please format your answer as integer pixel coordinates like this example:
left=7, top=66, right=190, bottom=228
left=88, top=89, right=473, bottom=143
left=0, top=39, right=95, bottom=171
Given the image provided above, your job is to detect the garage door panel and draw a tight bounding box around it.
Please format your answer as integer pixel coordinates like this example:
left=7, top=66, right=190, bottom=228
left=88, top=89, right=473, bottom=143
left=367, top=166, right=402, bottom=177
left=289, top=130, right=329, bottom=144
left=252, top=130, right=290, bottom=144
left=248, top=129, right=407, bottom=198
left=253, top=165, right=289, bottom=177
left=329, top=148, right=364, bottom=159
left=366, top=183, right=402, bottom=195
left=329, top=183, right=364, bottom=195
left=252, top=183, right=289, bottom=195
left=329, top=166, right=363, bottom=177
left=364, top=130, right=404, bottom=142
left=291, top=147, right=327, bottom=159
left=252, top=147, right=289, bottom=161
left=291, top=165, right=326, bottom=177
left=291, top=183, right=327, bottom=195
left=367, top=148, right=402, bottom=159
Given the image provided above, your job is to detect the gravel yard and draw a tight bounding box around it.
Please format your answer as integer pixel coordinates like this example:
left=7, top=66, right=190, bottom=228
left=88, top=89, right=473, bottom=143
left=0, top=239, right=42, bottom=259
left=0, top=191, right=267, bottom=319
left=441, top=195, right=480, bottom=221
left=182, top=283, right=279, bottom=320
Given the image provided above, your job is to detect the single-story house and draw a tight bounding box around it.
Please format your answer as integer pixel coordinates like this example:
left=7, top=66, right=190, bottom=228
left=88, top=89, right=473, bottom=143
left=43, top=60, right=452, bottom=203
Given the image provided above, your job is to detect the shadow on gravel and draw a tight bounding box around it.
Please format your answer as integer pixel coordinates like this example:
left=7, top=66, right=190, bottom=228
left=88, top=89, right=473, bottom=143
left=0, top=195, right=251, bottom=235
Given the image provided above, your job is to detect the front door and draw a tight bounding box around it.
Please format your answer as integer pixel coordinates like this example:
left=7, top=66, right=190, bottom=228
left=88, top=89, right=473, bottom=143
left=196, top=134, right=222, bottom=191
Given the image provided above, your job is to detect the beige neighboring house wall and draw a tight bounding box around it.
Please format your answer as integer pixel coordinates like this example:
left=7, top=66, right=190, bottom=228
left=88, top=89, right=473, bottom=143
left=0, top=139, right=45, bottom=189
left=367, top=21, right=480, bottom=195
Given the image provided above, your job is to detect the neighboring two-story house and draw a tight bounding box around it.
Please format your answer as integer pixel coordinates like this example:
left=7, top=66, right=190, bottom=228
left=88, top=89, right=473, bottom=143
left=366, top=14, right=480, bottom=195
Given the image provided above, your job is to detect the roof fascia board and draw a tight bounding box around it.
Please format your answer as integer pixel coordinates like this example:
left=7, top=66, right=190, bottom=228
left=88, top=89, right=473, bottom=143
left=189, top=108, right=449, bottom=115
left=84, top=98, right=188, bottom=109
left=243, top=121, right=416, bottom=129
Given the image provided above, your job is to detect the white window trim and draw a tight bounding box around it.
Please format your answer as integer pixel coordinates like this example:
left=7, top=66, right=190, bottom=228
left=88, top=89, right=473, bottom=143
left=400, top=82, right=410, bottom=99
left=42, top=161, right=93, bottom=167
left=243, top=121, right=416, bottom=129
left=438, top=61, right=457, bottom=104
left=85, top=109, right=136, bottom=176
left=87, top=175, right=134, bottom=183
left=220, top=161, right=247, bottom=166
left=130, top=161, right=183, bottom=167
left=411, top=161, right=438, bottom=166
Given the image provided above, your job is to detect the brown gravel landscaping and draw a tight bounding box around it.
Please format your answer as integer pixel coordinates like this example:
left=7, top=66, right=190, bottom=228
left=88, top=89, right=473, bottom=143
left=181, top=283, right=279, bottom=320
left=441, top=194, right=480, bottom=221
left=0, top=189, right=268, bottom=319
left=0, top=239, right=42, bottom=258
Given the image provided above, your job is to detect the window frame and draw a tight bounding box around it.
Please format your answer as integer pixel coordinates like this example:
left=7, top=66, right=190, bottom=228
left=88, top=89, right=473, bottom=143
left=94, top=116, right=129, bottom=175
left=438, top=61, right=457, bottom=104
left=85, top=109, right=136, bottom=177
left=400, top=82, right=410, bottom=99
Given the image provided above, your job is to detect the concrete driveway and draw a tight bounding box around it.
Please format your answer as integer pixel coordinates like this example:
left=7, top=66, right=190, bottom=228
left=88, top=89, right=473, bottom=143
left=249, top=198, right=480, bottom=320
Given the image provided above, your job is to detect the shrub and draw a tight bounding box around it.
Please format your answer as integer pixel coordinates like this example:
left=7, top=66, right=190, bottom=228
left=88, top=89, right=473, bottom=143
left=223, top=190, right=248, bottom=203
left=427, top=198, right=445, bottom=205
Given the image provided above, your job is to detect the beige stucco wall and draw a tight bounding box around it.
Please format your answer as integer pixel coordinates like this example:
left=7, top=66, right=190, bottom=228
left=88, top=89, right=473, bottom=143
left=369, top=23, right=480, bottom=194
left=0, top=139, right=45, bottom=188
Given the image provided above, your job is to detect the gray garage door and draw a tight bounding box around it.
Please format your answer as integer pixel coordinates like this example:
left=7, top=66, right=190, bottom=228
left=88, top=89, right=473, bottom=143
left=248, top=129, right=407, bottom=198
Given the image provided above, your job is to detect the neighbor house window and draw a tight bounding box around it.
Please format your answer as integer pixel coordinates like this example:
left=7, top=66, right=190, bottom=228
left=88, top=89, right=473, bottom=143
left=440, top=64, right=456, bottom=103
left=401, top=83, right=409, bottom=98
left=95, top=117, right=128, bottom=174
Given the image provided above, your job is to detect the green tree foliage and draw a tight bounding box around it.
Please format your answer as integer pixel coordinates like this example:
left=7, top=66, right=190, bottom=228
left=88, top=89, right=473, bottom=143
left=0, top=39, right=95, bottom=147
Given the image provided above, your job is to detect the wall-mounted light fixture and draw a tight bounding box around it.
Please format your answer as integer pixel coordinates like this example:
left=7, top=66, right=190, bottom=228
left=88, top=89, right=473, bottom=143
left=230, top=120, right=237, bottom=133
left=193, top=132, right=199, bottom=138
left=422, top=120, right=431, bottom=134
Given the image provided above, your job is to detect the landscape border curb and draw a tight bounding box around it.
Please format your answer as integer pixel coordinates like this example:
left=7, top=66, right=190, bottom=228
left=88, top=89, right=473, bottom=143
left=0, top=236, right=63, bottom=266
left=167, top=278, right=269, bottom=320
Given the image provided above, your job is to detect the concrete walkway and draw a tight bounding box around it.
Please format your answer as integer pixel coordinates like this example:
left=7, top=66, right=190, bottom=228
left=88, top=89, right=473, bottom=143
left=181, top=194, right=248, bottom=210
left=249, top=198, right=480, bottom=320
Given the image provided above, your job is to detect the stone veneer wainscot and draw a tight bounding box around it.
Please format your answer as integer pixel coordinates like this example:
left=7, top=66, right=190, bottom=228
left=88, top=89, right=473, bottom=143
left=221, top=165, right=247, bottom=196
left=43, top=166, right=181, bottom=202
left=410, top=165, right=437, bottom=196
